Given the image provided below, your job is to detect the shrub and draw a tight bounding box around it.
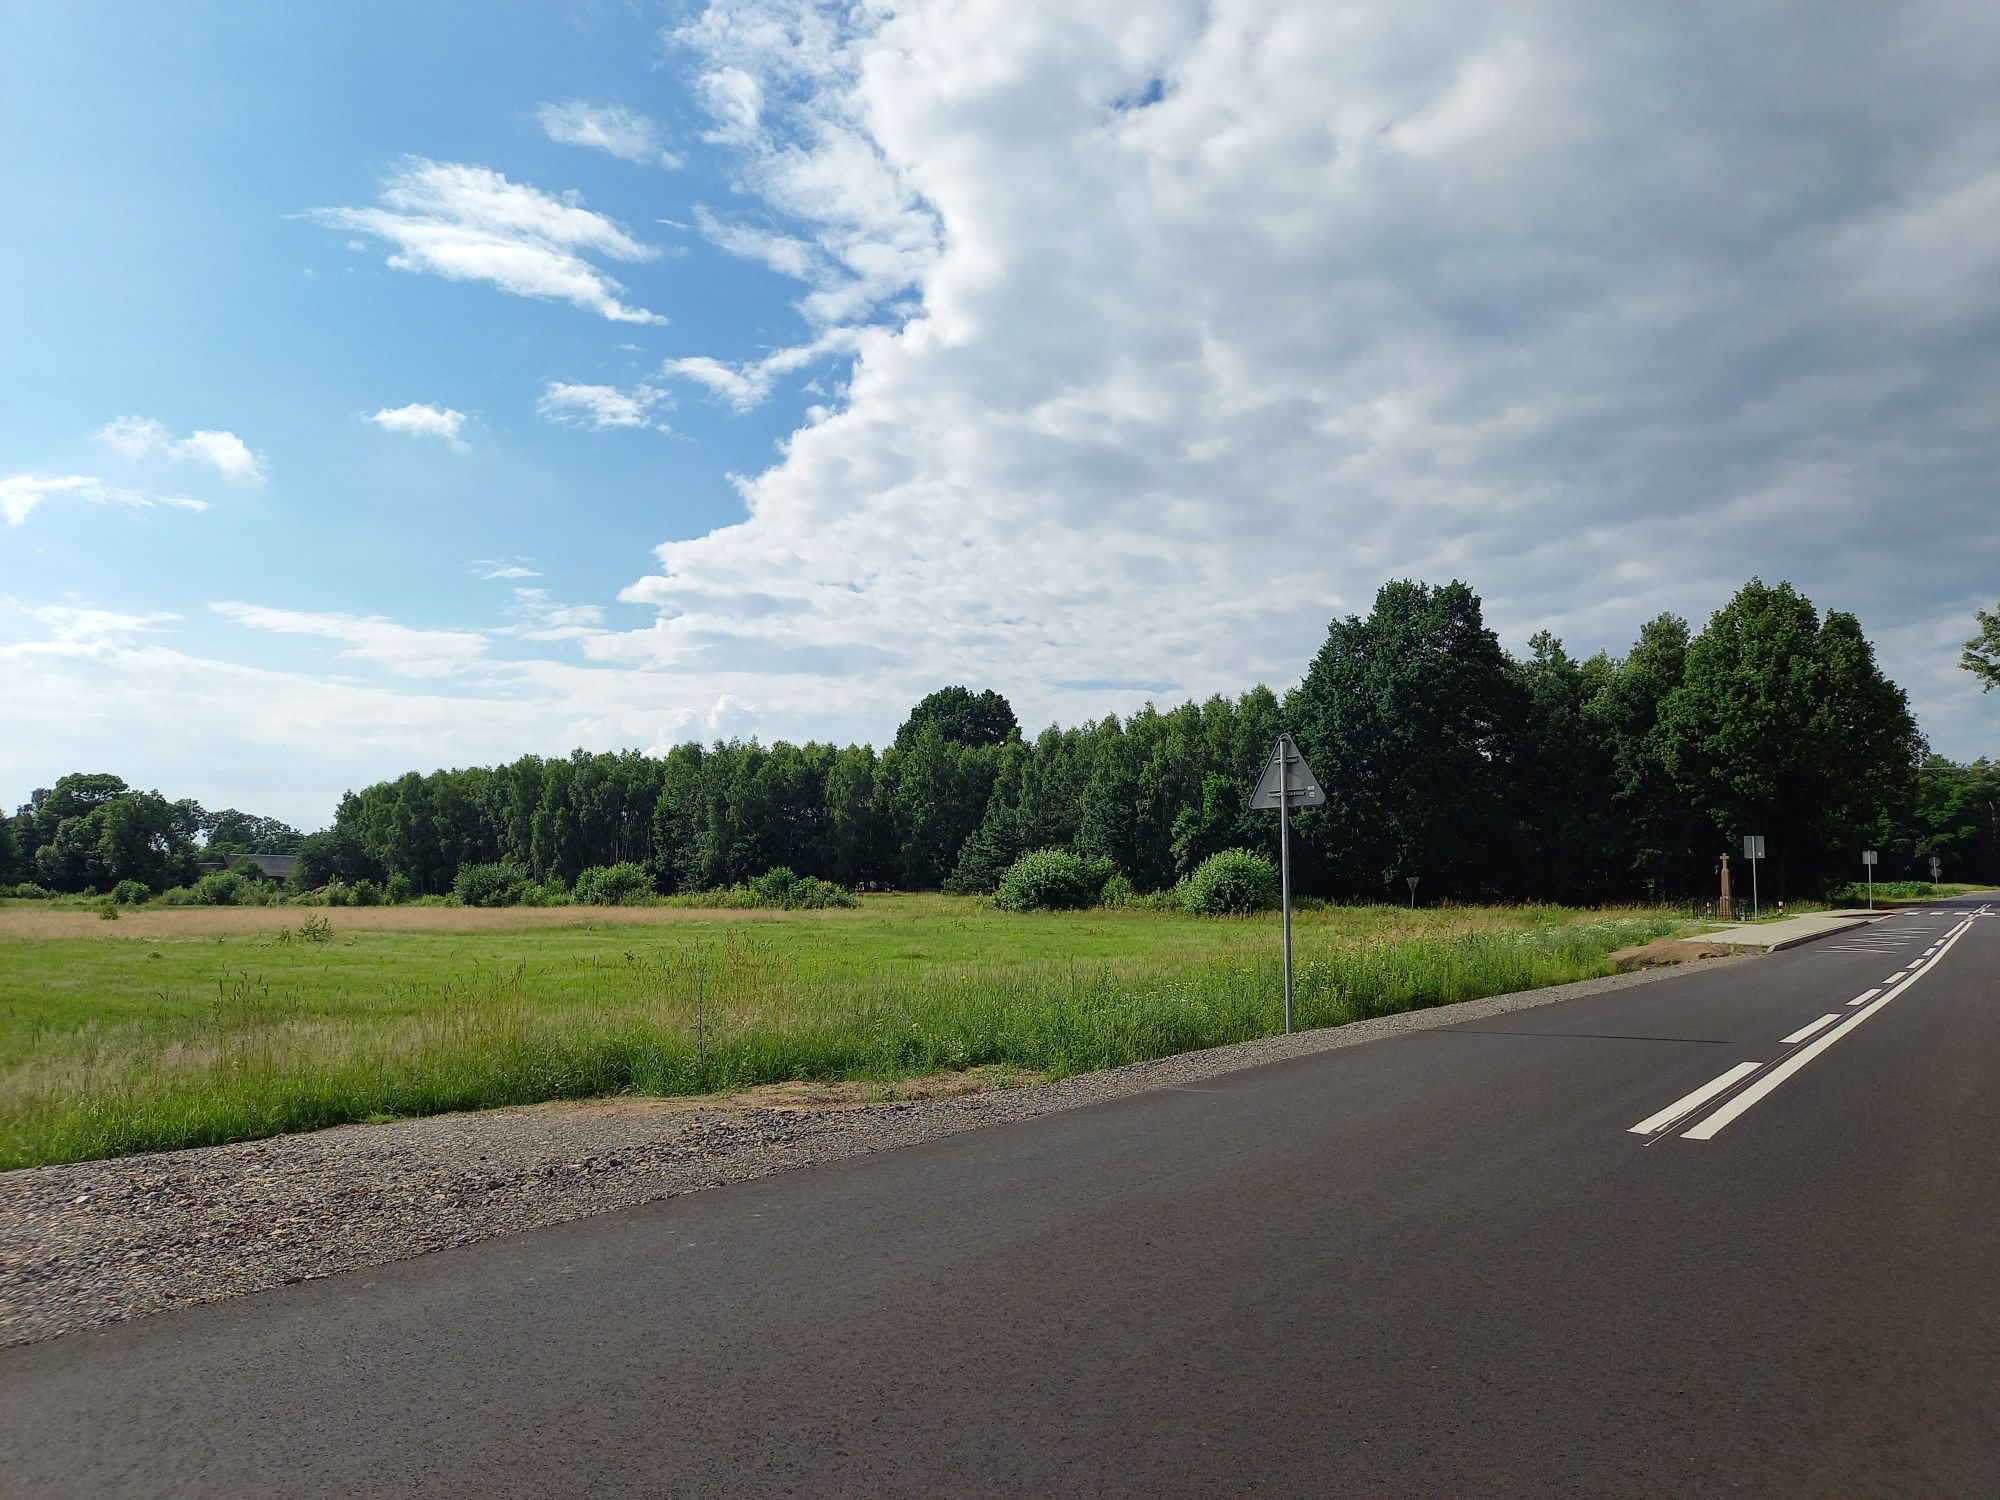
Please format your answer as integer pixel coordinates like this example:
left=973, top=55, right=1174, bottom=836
left=453, top=862, right=530, bottom=908
left=97, top=901, right=120, bottom=920
left=385, top=873, right=415, bottom=905
left=1179, top=849, right=1280, bottom=915
left=747, top=866, right=858, bottom=910
left=994, top=848, right=1111, bottom=912
left=193, top=870, right=247, bottom=907
left=156, top=885, right=198, bottom=907
left=5, top=882, right=54, bottom=900
left=348, top=878, right=385, bottom=907
left=109, top=879, right=152, bottom=907
left=517, top=880, right=572, bottom=908
left=572, top=862, right=656, bottom=906
left=1099, top=872, right=1138, bottom=908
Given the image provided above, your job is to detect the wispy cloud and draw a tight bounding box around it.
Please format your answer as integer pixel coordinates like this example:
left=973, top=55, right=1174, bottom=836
left=537, top=100, right=680, bottom=168
left=96, top=416, right=268, bottom=485
left=473, top=559, right=542, bottom=581
left=1, top=474, right=207, bottom=527
left=537, top=380, right=669, bottom=430
left=368, top=403, right=469, bottom=451
left=503, top=587, right=608, bottom=642
left=660, top=330, right=860, bottom=412
left=313, top=157, right=664, bottom=324
left=7, top=599, right=181, bottom=643
left=211, top=601, right=489, bottom=677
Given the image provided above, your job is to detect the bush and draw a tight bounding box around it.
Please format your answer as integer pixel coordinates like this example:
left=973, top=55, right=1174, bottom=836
left=385, top=873, right=415, bottom=905
left=994, top=849, right=1111, bottom=912
left=156, top=885, right=198, bottom=907
left=97, top=900, right=120, bottom=921
left=348, top=878, right=385, bottom=907
left=5, top=882, right=53, bottom=900
left=109, top=879, right=152, bottom=906
left=572, top=862, right=656, bottom=906
left=1100, top=873, right=1138, bottom=908
left=193, top=870, right=247, bottom=906
left=453, top=862, right=530, bottom=908
left=746, top=866, right=858, bottom=910
left=1179, top=849, right=1280, bottom=915
left=517, top=880, right=571, bottom=907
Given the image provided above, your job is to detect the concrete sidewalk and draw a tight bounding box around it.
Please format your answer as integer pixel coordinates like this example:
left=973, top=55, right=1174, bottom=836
left=1697, top=910, right=1880, bottom=952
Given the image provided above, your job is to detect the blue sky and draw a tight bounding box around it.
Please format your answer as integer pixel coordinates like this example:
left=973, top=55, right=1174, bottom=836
left=4, top=1, right=1997, bottom=828
left=3, top=2, right=807, bottom=653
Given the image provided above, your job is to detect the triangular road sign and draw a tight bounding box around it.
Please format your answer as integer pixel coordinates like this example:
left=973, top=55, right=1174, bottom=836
left=1250, top=733, right=1326, bottom=810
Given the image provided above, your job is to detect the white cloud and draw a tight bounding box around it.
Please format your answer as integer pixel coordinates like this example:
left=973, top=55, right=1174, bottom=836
left=314, top=157, right=665, bottom=324
left=367, top=403, right=469, bottom=450
left=1, top=474, right=207, bottom=527
left=660, top=328, right=861, bottom=412
left=692, top=203, right=817, bottom=280
left=3, top=599, right=180, bottom=643
left=503, top=587, right=609, bottom=641
left=96, top=417, right=268, bottom=484
left=606, top=0, right=2000, bottom=765
left=211, top=601, right=490, bottom=678
left=536, top=381, right=668, bottom=430
left=537, top=100, right=680, bottom=168
left=474, top=560, right=542, bottom=580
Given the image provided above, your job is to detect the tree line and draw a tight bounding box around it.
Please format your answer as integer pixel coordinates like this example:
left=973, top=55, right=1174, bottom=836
left=7, top=578, right=1996, bottom=903
left=0, top=777, right=301, bottom=896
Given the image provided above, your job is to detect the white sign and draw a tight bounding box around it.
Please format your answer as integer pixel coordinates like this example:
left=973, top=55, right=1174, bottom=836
left=1861, top=851, right=1877, bottom=866
left=1743, top=835, right=1766, bottom=860
left=1250, top=734, right=1326, bottom=810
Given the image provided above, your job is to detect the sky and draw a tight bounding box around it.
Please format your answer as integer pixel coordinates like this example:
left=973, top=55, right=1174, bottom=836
left=3, top=0, right=1996, bottom=830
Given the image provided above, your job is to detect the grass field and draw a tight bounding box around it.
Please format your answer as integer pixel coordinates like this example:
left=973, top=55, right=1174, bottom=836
left=0, top=895, right=1690, bottom=1169
left=1824, top=881, right=1991, bottom=904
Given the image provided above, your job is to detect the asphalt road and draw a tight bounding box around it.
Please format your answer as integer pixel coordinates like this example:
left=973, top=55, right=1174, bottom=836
left=4, top=897, right=1995, bottom=1498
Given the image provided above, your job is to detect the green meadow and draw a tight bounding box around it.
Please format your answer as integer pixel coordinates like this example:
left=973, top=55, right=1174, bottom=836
left=0, top=895, right=1688, bottom=1169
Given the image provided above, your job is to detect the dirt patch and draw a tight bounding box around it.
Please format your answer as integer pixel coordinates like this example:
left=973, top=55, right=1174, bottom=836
left=1608, top=938, right=1741, bottom=969
left=521, top=1065, right=1038, bottom=1120
left=0, top=903, right=864, bottom=940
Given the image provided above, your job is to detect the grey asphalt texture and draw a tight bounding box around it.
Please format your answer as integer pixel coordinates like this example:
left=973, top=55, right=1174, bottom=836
left=3, top=897, right=1995, bottom=1498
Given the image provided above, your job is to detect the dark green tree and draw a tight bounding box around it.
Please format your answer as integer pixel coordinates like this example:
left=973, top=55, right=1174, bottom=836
left=1962, top=605, right=2000, bottom=691
left=893, top=687, right=1019, bottom=750
left=1288, top=580, right=1521, bottom=899
left=1660, top=580, right=1921, bottom=897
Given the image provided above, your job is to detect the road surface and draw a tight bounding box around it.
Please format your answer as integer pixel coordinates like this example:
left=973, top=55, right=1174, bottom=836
left=3, top=897, right=1995, bottom=1497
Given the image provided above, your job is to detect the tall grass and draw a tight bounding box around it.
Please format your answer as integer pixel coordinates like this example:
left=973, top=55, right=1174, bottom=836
left=0, top=909, right=1682, bottom=1168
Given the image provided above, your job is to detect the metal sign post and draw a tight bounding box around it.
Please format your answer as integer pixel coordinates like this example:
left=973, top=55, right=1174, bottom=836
left=1251, top=734, right=1325, bottom=1034
left=1861, top=849, right=1876, bottom=910
left=1743, top=835, right=1765, bottom=918
left=1929, top=854, right=1942, bottom=886
left=1406, top=875, right=1419, bottom=909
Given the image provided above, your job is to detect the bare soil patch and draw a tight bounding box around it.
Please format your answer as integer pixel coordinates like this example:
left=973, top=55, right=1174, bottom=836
left=1608, top=938, right=1740, bottom=968
left=524, top=1065, right=1038, bottom=1120
left=0, top=903, right=862, bottom=940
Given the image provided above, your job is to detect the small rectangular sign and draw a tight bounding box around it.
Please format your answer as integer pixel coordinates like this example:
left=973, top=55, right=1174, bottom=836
left=1862, top=851, right=1877, bottom=865
left=1742, top=835, right=1765, bottom=860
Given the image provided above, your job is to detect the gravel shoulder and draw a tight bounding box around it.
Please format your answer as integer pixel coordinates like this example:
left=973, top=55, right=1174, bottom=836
left=0, top=958, right=1743, bottom=1348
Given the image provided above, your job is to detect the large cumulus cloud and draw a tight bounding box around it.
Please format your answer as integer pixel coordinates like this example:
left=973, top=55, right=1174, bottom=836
left=634, top=0, right=2000, bottom=753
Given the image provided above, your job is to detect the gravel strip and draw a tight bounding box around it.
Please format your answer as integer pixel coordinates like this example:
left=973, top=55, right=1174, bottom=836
left=1, top=958, right=1741, bottom=1348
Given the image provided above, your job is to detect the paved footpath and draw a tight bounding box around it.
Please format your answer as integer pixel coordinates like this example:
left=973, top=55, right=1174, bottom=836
left=3, top=897, right=1996, bottom=1497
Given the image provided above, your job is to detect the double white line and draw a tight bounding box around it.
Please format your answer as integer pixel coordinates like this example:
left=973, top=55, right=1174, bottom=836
left=1630, top=913, right=1977, bottom=1141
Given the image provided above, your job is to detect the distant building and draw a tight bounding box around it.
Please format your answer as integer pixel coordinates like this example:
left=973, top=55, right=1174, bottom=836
left=194, top=852, right=298, bottom=880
